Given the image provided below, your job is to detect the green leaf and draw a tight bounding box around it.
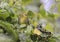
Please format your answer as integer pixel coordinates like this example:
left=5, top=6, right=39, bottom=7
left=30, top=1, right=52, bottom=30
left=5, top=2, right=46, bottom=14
left=46, top=12, right=55, bottom=22
left=39, top=5, right=46, bottom=17
left=25, top=25, right=33, bottom=34
left=0, top=12, right=9, bottom=20
left=0, top=20, right=19, bottom=42
left=57, top=4, right=60, bottom=13
left=0, top=29, right=3, bottom=33
left=27, top=11, right=35, bottom=19
left=48, top=39, right=56, bottom=42
left=56, top=0, right=60, bottom=1
left=9, top=0, right=14, bottom=6
left=54, top=14, right=60, bottom=19
left=45, top=23, right=53, bottom=33
left=47, top=12, right=55, bottom=18
left=20, top=24, right=26, bottom=28
left=22, top=0, right=32, bottom=5
left=48, top=37, right=56, bottom=42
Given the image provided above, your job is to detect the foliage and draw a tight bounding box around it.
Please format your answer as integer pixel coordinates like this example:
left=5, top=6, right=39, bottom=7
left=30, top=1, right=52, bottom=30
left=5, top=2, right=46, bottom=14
left=0, top=0, right=60, bottom=42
